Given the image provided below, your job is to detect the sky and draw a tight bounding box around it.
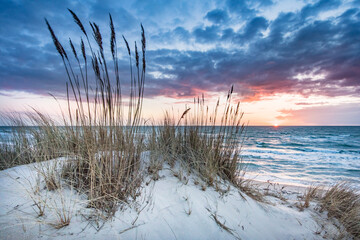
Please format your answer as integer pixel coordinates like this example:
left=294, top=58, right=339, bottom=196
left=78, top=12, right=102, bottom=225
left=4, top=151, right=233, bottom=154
left=0, top=0, right=359, bottom=126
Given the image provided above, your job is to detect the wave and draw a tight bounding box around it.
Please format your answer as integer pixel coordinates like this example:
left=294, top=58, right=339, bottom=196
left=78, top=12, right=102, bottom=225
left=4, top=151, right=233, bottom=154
left=243, top=147, right=353, bottom=155
left=336, top=143, right=360, bottom=148
left=255, top=141, right=270, bottom=148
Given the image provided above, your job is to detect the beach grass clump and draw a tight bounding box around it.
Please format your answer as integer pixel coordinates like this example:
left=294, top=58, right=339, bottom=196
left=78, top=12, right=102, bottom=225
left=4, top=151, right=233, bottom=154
left=0, top=142, right=18, bottom=170
left=153, top=88, right=247, bottom=188
left=4, top=9, right=147, bottom=217
left=296, top=185, right=319, bottom=211
left=320, top=182, right=360, bottom=238
left=49, top=190, right=73, bottom=229
left=44, top=10, right=147, bottom=214
left=0, top=124, right=39, bottom=170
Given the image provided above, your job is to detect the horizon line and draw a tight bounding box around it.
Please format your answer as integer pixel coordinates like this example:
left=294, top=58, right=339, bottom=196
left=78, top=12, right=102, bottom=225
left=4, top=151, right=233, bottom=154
left=1, top=125, right=360, bottom=128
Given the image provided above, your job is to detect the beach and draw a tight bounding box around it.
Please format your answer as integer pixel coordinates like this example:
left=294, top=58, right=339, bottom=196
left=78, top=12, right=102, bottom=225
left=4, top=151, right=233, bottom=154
left=0, top=3, right=359, bottom=238
left=1, top=125, right=359, bottom=239
left=0, top=154, right=345, bottom=240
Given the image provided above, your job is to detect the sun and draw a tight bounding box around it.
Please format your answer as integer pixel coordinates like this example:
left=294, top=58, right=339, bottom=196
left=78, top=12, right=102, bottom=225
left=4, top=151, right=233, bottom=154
left=273, top=123, right=279, bottom=127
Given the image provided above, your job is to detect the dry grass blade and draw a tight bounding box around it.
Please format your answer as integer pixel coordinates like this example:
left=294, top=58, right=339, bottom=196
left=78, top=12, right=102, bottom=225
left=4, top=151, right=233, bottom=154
left=298, top=186, right=319, bottom=210
left=237, top=180, right=265, bottom=202
left=205, top=207, right=241, bottom=240
left=210, top=213, right=234, bottom=234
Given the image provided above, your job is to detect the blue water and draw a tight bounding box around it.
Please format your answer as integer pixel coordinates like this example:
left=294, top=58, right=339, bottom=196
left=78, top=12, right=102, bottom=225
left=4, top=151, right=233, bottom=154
left=1, top=126, right=359, bottom=187
left=242, top=126, right=360, bottom=187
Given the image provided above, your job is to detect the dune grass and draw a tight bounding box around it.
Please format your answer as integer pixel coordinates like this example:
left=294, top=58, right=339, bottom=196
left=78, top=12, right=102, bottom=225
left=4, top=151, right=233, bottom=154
left=150, top=89, right=248, bottom=190
left=1, top=9, right=147, bottom=218
left=45, top=10, right=147, bottom=214
left=0, top=125, right=38, bottom=170
left=295, top=183, right=360, bottom=238
left=2, top=9, right=251, bottom=215
left=2, top=10, right=249, bottom=215
left=320, top=183, right=360, bottom=238
left=0, top=142, right=18, bottom=170
left=296, top=185, right=319, bottom=211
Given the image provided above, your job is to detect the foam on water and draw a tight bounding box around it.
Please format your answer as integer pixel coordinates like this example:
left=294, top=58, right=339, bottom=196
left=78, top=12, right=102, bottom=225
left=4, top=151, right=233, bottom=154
left=241, top=126, right=360, bottom=187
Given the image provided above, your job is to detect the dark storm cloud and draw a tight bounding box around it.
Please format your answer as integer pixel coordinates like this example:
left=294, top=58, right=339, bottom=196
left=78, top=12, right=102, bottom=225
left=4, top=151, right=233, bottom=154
left=0, top=0, right=359, bottom=103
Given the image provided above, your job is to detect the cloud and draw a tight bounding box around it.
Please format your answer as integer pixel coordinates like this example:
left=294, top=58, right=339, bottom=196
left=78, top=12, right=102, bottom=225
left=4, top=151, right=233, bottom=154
left=151, top=27, right=191, bottom=44
left=205, top=9, right=229, bottom=24
left=226, top=0, right=257, bottom=19
left=352, top=0, right=360, bottom=6
left=235, top=16, right=269, bottom=42
left=193, top=25, right=221, bottom=43
left=301, top=0, right=341, bottom=19
left=0, top=0, right=359, bottom=106
left=146, top=4, right=359, bottom=100
left=225, top=0, right=274, bottom=18
left=294, top=102, right=326, bottom=106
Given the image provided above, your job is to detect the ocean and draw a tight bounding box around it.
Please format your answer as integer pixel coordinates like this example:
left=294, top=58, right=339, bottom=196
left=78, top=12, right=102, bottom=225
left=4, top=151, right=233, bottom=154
left=1, top=126, right=359, bottom=187
left=242, top=126, right=360, bottom=187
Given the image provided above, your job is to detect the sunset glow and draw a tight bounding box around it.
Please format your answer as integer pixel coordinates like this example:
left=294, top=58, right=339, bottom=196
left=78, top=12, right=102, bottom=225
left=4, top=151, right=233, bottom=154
left=0, top=0, right=359, bottom=126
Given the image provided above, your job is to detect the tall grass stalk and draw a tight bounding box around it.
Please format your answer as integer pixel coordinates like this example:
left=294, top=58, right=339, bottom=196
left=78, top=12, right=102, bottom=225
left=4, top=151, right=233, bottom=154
left=45, top=10, right=147, bottom=213
left=5, top=10, right=147, bottom=215
left=152, top=87, right=246, bottom=187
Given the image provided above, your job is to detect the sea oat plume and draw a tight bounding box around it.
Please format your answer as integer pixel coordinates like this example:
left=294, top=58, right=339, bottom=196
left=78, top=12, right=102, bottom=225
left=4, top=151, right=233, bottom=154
left=68, top=9, right=87, bottom=36
left=91, top=22, right=103, bottom=51
left=80, top=38, right=86, bottom=61
left=69, top=38, right=78, bottom=61
left=45, top=19, right=66, bottom=59
left=109, top=13, right=116, bottom=58
left=141, top=23, right=146, bottom=71
left=135, top=41, right=139, bottom=68
left=122, top=35, right=130, bottom=56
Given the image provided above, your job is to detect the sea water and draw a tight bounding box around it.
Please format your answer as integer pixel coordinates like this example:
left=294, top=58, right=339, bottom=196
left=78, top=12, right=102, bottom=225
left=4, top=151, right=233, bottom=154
left=242, top=126, right=360, bottom=187
left=0, top=126, right=359, bottom=187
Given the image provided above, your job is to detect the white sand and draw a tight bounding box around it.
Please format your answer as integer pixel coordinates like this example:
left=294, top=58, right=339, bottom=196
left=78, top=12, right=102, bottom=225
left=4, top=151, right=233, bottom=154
left=0, top=155, right=341, bottom=240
